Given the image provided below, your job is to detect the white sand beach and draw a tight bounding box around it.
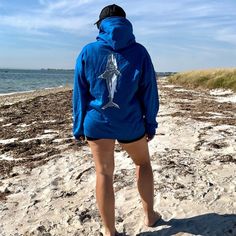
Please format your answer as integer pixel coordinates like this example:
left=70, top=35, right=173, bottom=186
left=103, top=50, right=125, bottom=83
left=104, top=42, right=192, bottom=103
left=0, top=79, right=235, bottom=235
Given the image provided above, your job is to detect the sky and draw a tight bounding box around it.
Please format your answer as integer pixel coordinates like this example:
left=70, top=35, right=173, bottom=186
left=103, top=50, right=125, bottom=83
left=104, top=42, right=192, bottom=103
left=0, top=0, right=236, bottom=72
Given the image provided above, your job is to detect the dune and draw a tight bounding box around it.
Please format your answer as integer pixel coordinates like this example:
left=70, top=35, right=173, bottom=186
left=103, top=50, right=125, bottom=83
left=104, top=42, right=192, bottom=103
left=169, top=68, right=236, bottom=92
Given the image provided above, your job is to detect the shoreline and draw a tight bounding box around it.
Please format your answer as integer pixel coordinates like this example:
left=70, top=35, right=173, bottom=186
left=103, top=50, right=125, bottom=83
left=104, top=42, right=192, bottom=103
left=0, top=85, right=71, bottom=96
left=0, top=85, right=72, bottom=107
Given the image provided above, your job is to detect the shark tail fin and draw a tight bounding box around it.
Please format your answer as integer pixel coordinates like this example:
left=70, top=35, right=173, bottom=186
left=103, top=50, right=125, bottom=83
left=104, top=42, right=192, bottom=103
left=102, top=101, right=120, bottom=110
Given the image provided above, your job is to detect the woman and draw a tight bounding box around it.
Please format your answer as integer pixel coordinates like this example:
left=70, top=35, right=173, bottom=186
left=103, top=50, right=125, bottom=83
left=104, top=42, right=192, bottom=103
left=73, top=4, right=161, bottom=236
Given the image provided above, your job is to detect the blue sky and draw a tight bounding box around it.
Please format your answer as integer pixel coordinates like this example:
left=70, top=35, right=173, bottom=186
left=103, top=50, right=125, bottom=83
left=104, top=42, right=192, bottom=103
left=0, top=0, right=236, bottom=71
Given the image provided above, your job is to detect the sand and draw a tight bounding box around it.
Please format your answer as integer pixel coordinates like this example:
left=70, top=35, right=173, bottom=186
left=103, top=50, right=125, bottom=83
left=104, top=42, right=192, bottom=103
left=0, top=79, right=235, bottom=236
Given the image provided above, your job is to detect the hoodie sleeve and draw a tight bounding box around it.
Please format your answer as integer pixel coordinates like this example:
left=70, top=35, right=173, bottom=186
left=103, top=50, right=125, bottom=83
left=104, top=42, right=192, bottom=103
left=138, top=50, right=159, bottom=136
left=72, top=48, right=89, bottom=139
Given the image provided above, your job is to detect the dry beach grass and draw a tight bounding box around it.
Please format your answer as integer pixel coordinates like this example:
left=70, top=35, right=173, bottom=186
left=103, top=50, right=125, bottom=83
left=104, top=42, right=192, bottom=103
left=169, top=68, right=236, bottom=92
left=0, top=78, right=236, bottom=235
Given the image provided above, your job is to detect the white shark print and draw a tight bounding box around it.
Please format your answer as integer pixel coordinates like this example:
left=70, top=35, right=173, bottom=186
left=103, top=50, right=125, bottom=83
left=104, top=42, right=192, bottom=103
left=99, top=53, right=121, bottom=109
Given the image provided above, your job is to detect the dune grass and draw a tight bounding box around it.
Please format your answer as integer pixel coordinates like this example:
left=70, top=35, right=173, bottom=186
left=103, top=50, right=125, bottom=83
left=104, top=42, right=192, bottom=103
left=168, top=68, right=236, bottom=92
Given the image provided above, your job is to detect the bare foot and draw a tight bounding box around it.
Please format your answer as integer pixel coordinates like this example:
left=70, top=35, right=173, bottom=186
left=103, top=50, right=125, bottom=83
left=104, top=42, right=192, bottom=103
left=144, top=211, right=162, bottom=227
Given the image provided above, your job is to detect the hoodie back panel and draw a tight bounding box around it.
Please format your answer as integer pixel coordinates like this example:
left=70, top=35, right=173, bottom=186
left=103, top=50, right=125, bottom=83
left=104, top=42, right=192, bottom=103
left=72, top=17, right=159, bottom=140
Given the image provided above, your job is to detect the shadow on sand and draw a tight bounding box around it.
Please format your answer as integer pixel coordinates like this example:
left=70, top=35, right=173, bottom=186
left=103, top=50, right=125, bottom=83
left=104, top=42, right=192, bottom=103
left=137, top=213, right=236, bottom=236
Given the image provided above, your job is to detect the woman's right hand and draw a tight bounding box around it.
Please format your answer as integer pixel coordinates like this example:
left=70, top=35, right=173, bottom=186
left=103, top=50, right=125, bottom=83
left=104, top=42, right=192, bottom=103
left=146, top=134, right=154, bottom=142
left=78, top=135, right=85, bottom=141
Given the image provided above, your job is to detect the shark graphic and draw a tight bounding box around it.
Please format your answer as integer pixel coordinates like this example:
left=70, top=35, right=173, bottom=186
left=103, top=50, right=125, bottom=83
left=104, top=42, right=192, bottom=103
left=99, top=53, right=121, bottom=109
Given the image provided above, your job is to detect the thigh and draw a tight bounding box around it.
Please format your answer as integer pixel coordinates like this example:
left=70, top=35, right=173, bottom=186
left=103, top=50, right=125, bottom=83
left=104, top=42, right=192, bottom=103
left=87, top=139, right=116, bottom=175
left=119, top=136, right=150, bottom=166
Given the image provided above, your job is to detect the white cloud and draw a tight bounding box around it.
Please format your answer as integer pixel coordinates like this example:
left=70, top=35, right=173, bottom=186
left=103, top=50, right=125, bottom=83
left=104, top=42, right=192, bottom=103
left=216, top=28, right=236, bottom=45
left=39, top=0, right=97, bottom=14
left=0, top=0, right=235, bottom=40
left=0, top=14, right=91, bottom=31
left=0, top=0, right=98, bottom=34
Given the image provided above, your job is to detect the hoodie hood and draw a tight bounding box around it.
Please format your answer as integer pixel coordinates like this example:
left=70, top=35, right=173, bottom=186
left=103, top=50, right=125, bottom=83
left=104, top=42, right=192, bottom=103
left=96, top=17, right=135, bottom=51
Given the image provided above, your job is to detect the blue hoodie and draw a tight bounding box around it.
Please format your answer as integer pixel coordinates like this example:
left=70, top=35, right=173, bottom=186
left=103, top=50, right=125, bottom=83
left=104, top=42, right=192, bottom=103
left=73, top=17, right=159, bottom=140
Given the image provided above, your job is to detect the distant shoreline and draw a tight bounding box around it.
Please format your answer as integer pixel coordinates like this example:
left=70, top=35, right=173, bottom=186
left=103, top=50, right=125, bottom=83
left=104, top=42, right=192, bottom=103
left=0, top=85, right=72, bottom=96
left=0, top=68, right=74, bottom=71
left=0, top=68, right=175, bottom=75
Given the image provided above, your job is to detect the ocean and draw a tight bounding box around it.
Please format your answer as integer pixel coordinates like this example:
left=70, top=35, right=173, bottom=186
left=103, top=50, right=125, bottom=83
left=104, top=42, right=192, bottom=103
left=0, top=69, right=172, bottom=95
left=0, top=69, right=74, bottom=95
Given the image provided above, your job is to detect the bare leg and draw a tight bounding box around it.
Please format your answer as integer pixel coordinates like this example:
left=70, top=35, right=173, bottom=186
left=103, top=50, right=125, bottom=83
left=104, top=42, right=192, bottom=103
left=87, top=139, right=116, bottom=236
left=119, top=136, right=161, bottom=226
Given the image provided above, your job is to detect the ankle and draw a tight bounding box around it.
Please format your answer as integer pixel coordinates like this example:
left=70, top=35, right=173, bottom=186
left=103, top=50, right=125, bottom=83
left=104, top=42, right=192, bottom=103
left=146, top=209, right=155, bottom=218
left=104, top=228, right=116, bottom=236
left=144, top=211, right=162, bottom=227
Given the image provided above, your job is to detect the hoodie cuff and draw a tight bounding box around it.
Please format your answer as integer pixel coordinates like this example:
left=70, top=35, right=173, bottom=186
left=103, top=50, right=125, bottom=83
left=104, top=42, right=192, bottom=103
left=145, top=123, right=158, bottom=136
left=73, top=127, right=84, bottom=140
